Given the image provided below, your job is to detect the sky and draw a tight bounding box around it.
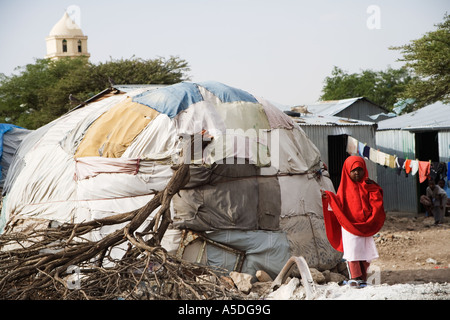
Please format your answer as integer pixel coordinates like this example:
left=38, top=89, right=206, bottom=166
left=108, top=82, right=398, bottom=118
left=0, top=0, right=449, bottom=107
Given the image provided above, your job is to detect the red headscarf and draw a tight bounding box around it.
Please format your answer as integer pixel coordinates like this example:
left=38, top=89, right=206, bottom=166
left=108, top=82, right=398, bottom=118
left=322, top=155, right=386, bottom=252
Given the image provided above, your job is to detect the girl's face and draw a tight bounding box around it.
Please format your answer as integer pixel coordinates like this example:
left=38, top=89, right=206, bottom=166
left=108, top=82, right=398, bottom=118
left=350, top=167, right=365, bottom=182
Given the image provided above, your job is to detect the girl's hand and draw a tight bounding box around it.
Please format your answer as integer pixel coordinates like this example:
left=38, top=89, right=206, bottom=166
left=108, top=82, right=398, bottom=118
left=320, top=189, right=328, bottom=198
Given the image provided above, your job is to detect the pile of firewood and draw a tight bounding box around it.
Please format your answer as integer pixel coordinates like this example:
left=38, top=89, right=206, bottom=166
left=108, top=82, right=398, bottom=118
left=0, top=164, right=244, bottom=300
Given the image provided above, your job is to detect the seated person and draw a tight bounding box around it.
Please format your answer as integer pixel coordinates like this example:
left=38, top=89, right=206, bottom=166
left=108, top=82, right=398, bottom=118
left=422, top=179, right=448, bottom=224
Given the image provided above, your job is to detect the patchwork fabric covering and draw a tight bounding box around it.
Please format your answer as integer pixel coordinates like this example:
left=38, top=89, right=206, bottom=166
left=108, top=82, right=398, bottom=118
left=1, top=81, right=341, bottom=274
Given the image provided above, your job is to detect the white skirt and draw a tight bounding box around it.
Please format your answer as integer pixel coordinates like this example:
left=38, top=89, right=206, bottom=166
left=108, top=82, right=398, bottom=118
left=341, top=227, right=379, bottom=262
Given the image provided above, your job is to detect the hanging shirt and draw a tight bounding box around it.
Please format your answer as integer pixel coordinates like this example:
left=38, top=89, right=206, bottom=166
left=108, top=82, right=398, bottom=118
left=410, top=160, right=419, bottom=176
left=405, top=159, right=412, bottom=174
left=395, top=157, right=406, bottom=175
left=430, top=162, right=448, bottom=182
left=376, top=150, right=387, bottom=166
left=386, top=154, right=396, bottom=169
left=346, top=136, right=358, bottom=155
left=358, top=142, right=365, bottom=157
left=363, top=146, right=370, bottom=159
left=418, top=161, right=431, bottom=183
left=369, top=148, right=378, bottom=163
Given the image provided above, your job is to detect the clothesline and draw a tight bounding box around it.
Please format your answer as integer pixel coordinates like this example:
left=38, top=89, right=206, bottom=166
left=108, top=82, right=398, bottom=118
left=346, top=136, right=450, bottom=184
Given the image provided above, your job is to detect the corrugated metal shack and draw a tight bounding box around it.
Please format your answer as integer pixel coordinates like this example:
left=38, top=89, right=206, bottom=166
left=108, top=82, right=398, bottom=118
left=376, top=101, right=450, bottom=213
left=298, top=97, right=389, bottom=122
left=288, top=112, right=377, bottom=190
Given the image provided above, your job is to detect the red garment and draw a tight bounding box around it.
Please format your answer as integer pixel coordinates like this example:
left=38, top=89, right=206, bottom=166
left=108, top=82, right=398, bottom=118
left=322, top=156, right=386, bottom=252
left=418, top=161, right=431, bottom=183
left=404, top=159, right=412, bottom=174
left=347, top=261, right=371, bottom=281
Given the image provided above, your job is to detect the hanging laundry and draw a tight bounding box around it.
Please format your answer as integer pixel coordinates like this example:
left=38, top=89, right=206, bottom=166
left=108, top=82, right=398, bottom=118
left=418, top=161, right=431, bottom=183
left=363, top=145, right=370, bottom=159
left=383, top=153, right=390, bottom=167
left=395, top=157, right=405, bottom=175
left=369, top=148, right=378, bottom=163
left=358, top=142, right=365, bottom=157
left=405, top=159, right=412, bottom=174
left=346, top=136, right=358, bottom=155
left=429, top=162, right=438, bottom=181
left=410, top=160, right=419, bottom=176
left=376, top=150, right=387, bottom=166
left=430, top=162, right=448, bottom=182
left=385, top=154, right=396, bottom=169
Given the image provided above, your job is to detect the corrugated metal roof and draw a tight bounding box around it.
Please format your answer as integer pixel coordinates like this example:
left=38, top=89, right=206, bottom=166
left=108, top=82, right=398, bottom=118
left=377, top=101, right=450, bottom=131
left=292, top=114, right=377, bottom=127
left=298, top=97, right=364, bottom=116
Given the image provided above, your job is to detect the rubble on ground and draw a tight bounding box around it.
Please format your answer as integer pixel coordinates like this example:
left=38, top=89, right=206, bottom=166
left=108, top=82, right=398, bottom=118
left=221, top=265, right=449, bottom=300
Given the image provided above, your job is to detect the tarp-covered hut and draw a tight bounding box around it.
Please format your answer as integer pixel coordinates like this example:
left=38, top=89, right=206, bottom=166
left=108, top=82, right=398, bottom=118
left=0, top=81, right=341, bottom=278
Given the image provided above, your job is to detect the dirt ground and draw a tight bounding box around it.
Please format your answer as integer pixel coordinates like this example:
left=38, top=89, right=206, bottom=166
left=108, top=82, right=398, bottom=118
left=372, top=211, right=450, bottom=285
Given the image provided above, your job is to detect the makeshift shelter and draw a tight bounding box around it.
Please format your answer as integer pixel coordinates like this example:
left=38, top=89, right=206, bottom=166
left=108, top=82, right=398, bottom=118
left=1, top=81, right=341, bottom=278
left=376, top=101, right=450, bottom=213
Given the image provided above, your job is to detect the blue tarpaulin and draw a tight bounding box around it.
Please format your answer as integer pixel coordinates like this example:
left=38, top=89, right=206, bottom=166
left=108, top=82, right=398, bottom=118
left=0, top=124, right=23, bottom=180
left=132, top=81, right=259, bottom=119
left=198, top=81, right=258, bottom=103
left=132, top=82, right=203, bottom=118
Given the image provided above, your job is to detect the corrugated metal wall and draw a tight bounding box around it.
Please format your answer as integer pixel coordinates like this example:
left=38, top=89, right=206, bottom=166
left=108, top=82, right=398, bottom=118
left=438, top=130, right=450, bottom=162
left=336, top=100, right=386, bottom=123
left=299, top=124, right=377, bottom=180
left=376, top=130, right=417, bottom=213
left=375, top=130, right=415, bottom=159
left=376, top=129, right=450, bottom=213
left=376, top=164, right=418, bottom=212
left=298, top=124, right=448, bottom=214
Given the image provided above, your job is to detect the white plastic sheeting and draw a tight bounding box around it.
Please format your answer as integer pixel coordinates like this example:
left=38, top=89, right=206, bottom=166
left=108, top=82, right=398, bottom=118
left=1, top=81, right=341, bottom=274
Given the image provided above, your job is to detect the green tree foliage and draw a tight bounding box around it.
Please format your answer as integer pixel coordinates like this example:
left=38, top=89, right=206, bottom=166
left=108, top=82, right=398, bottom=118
left=0, top=56, right=190, bottom=129
left=320, top=66, right=415, bottom=111
left=390, top=13, right=450, bottom=109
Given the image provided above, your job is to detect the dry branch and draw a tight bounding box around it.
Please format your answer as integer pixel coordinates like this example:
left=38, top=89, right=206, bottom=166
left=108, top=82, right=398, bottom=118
left=0, top=163, right=243, bottom=300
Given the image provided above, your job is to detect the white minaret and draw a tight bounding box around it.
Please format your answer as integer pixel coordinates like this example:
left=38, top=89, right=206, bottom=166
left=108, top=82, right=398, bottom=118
left=45, top=12, right=90, bottom=60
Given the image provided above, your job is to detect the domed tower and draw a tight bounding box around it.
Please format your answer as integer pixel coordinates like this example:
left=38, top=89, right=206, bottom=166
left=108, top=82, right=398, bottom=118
left=45, top=12, right=90, bottom=60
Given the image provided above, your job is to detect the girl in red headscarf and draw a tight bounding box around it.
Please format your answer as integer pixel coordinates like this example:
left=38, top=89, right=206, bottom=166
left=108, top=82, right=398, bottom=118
left=322, top=155, right=385, bottom=288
